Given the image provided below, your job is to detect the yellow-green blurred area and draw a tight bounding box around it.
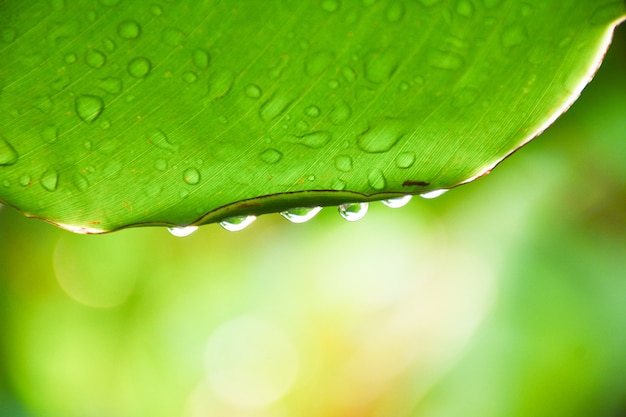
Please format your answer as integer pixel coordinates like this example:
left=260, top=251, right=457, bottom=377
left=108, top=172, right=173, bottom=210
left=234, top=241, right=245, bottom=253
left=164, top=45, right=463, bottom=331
left=1, top=25, right=624, bottom=417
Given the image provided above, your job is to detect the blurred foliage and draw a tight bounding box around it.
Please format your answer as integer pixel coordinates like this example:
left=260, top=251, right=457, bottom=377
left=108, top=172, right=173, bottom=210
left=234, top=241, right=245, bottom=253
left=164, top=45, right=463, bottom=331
left=0, top=20, right=624, bottom=417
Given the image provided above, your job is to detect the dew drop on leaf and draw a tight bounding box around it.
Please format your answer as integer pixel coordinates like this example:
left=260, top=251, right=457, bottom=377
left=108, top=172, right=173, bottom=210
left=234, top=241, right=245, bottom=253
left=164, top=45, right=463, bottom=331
left=219, top=215, right=257, bottom=232
left=40, top=169, right=59, bottom=192
left=260, top=148, right=283, bottom=164
left=395, top=152, right=416, bottom=168
left=332, top=179, right=346, bottom=190
left=182, top=71, right=198, bottom=83
left=167, top=226, right=198, bottom=237
left=368, top=168, right=386, bottom=190
left=208, top=69, right=235, bottom=99
left=0, top=136, right=19, bottom=166
left=147, top=129, right=177, bottom=152
left=381, top=195, right=412, bottom=208
left=40, top=125, right=58, bottom=144
left=85, top=49, right=106, bottom=68
left=64, top=53, right=77, bottom=64
left=334, top=155, right=353, bottom=172
left=259, top=94, right=292, bottom=121
left=428, top=50, right=465, bottom=70
left=97, top=77, right=123, bottom=94
left=75, top=95, right=104, bottom=123
left=456, top=0, right=475, bottom=17
left=329, top=100, right=352, bottom=125
left=162, top=27, right=184, bottom=46
left=154, top=159, right=168, bottom=171
left=338, top=202, right=368, bottom=222
left=18, top=174, right=30, bottom=187
left=420, top=189, right=448, bottom=199
left=150, top=4, right=163, bottom=16
left=127, top=57, right=152, bottom=78
left=183, top=168, right=201, bottom=185
left=280, top=207, right=322, bottom=223
left=501, top=24, right=528, bottom=49
left=117, top=19, right=141, bottom=39
left=245, top=84, right=262, bottom=99
left=385, top=1, right=405, bottom=22
left=357, top=124, right=403, bottom=153
left=192, top=49, right=210, bottom=69
left=304, top=105, right=321, bottom=118
left=296, top=131, right=331, bottom=149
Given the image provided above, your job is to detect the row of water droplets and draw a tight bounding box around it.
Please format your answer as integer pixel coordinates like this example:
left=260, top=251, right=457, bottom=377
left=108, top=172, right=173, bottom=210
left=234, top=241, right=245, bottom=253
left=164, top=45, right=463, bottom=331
left=167, top=189, right=447, bottom=236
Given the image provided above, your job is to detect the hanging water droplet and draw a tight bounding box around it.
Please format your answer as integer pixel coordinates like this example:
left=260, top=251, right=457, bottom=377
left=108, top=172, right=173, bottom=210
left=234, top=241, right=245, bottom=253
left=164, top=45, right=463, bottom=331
left=338, top=202, right=369, bottom=222
left=260, top=148, right=283, bottom=164
left=381, top=195, right=412, bottom=208
left=245, top=84, right=262, bottom=99
left=117, top=19, right=141, bottom=39
left=85, top=49, right=106, bottom=68
left=0, top=136, right=19, bottom=165
left=280, top=207, right=322, bottom=223
left=75, top=95, right=104, bottom=123
left=420, top=189, right=448, bottom=199
left=183, top=168, right=201, bottom=185
left=167, top=226, right=198, bottom=237
left=40, top=169, right=59, bottom=192
left=219, top=215, right=256, bottom=232
left=127, top=56, right=151, bottom=78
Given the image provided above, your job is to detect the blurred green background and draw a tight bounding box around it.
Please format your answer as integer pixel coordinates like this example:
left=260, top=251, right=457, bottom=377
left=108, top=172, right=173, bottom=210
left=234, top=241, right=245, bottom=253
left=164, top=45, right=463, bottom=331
left=1, top=24, right=624, bottom=417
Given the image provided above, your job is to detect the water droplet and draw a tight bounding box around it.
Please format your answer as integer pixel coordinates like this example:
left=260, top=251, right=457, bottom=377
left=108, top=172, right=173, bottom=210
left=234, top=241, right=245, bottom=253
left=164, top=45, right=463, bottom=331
left=168, top=226, right=198, bottom=237
left=150, top=4, right=163, bottom=16
left=385, top=1, right=405, bottom=22
left=395, top=152, right=416, bottom=168
left=51, top=74, right=70, bottom=91
left=304, top=105, right=321, bottom=118
left=280, top=207, right=322, bottom=223
left=72, top=172, right=89, bottom=191
left=19, top=174, right=31, bottom=186
left=521, top=4, right=534, bottom=17
left=117, top=19, right=141, bottom=39
left=40, top=125, right=58, bottom=144
left=452, top=87, right=479, bottom=108
left=428, top=50, right=465, bottom=70
left=0, top=136, right=19, bottom=166
left=245, top=84, right=262, bottom=99
left=501, top=25, right=528, bottom=49
left=321, top=0, right=340, bottom=12
left=456, top=0, right=474, bottom=17
left=367, top=168, right=386, bottom=190
left=64, top=53, right=77, bottom=64
left=260, top=148, right=283, bottom=164
left=85, top=49, right=106, bottom=68
left=308, top=175, right=316, bottom=181
left=420, top=189, right=448, bottom=199
left=182, top=71, right=198, bottom=83
left=219, top=215, right=256, bottom=232
left=338, top=202, right=368, bottom=222
left=127, top=56, right=151, bottom=78
left=102, top=36, right=116, bottom=52
left=162, top=27, right=184, bottom=46
left=327, top=79, right=339, bottom=89
left=40, top=169, right=59, bottom=192
left=334, top=155, right=353, bottom=172
left=1, top=27, right=17, bottom=44
left=147, top=129, right=178, bottom=152
left=329, top=100, right=352, bottom=125
left=305, top=51, right=333, bottom=76
left=97, top=77, right=123, bottom=94
left=100, top=119, right=111, bottom=130
left=364, top=51, right=398, bottom=83
left=217, top=115, right=229, bottom=125
left=208, top=69, right=235, bottom=99
left=259, top=95, right=292, bottom=121
left=75, top=95, right=104, bottom=123
left=295, top=131, right=331, bottom=149
left=357, top=123, right=404, bottom=153
left=155, top=159, right=168, bottom=171
left=381, top=195, right=412, bottom=208
left=332, top=179, right=346, bottom=190
left=183, top=168, right=201, bottom=185
left=192, top=49, right=211, bottom=70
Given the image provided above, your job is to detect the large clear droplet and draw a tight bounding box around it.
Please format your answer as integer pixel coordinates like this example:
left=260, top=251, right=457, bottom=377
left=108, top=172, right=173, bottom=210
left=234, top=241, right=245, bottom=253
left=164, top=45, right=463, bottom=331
left=167, top=226, right=198, bottom=237
left=219, top=215, right=257, bottom=232
left=420, top=189, right=448, bottom=199
left=381, top=195, right=412, bottom=208
left=338, top=202, right=368, bottom=222
left=280, top=207, right=322, bottom=224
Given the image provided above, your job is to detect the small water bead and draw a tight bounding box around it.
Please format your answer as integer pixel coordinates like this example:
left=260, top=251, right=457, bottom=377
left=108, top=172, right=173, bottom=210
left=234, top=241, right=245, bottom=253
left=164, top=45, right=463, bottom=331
left=395, top=152, right=416, bottom=168
left=280, top=207, right=322, bottom=224
left=364, top=51, right=398, bottom=83
left=117, top=20, right=141, bottom=39
left=102, top=37, right=116, bottom=52
left=338, top=202, right=368, bottom=222
left=208, top=69, right=235, bottom=99
left=64, top=53, right=77, bottom=64
left=192, top=49, right=210, bottom=69
left=420, top=189, right=448, bottom=199
left=167, top=226, right=198, bottom=237
left=381, top=195, right=412, bottom=208
left=385, top=1, right=405, bottom=22
left=455, top=0, right=474, bottom=17
left=150, top=4, right=163, bottom=16
left=19, top=174, right=31, bottom=186
left=304, top=105, right=321, bottom=118
left=259, top=95, right=292, bottom=121
left=85, top=49, right=106, bottom=69
left=97, top=77, right=123, bottom=94
left=0, top=136, right=19, bottom=165
left=147, top=129, right=177, bottom=152
left=219, top=215, right=257, bottom=232
left=127, top=57, right=151, bottom=78
left=367, top=168, right=386, bottom=190
left=260, top=148, right=283, bottom=164
left=329, top=100, right=352, bottom=125
left=162, top=27, right=184, bottom=46
left=52, top=74, right=70, bottom=91
left=334, top=155, right=353, bottom=172
left=41, top=125, right=58, bottom=144
left=341, top=66, right=356, bottom=83
left=296, top=131, right=331, bottom=149
left=357, top=123, right=404, bottom=153
left=155, top=159, right=167, bottom=171
left=75, top=95, right=104, bottom=123
left=501, top=24, right=528, bottom=49
left=427, top=50, right=465, bottom=71
left=321, top=0, right=339, bottom=12
left=183, top=168, right=201, bottom=185
left=245, top=84, right=262, bottom=99
left=72, top=172, right=89, bottom=192
left=40, top=169, right=59, bottom=192
left=182, top=71, right=198, bottom=83
left=332, top=179, right=346, bottom=191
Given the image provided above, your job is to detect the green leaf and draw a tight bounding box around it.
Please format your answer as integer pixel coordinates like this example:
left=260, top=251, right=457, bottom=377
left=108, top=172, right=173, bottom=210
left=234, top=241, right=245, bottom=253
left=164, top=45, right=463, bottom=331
left=0, top=0, right=624, bottom=233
